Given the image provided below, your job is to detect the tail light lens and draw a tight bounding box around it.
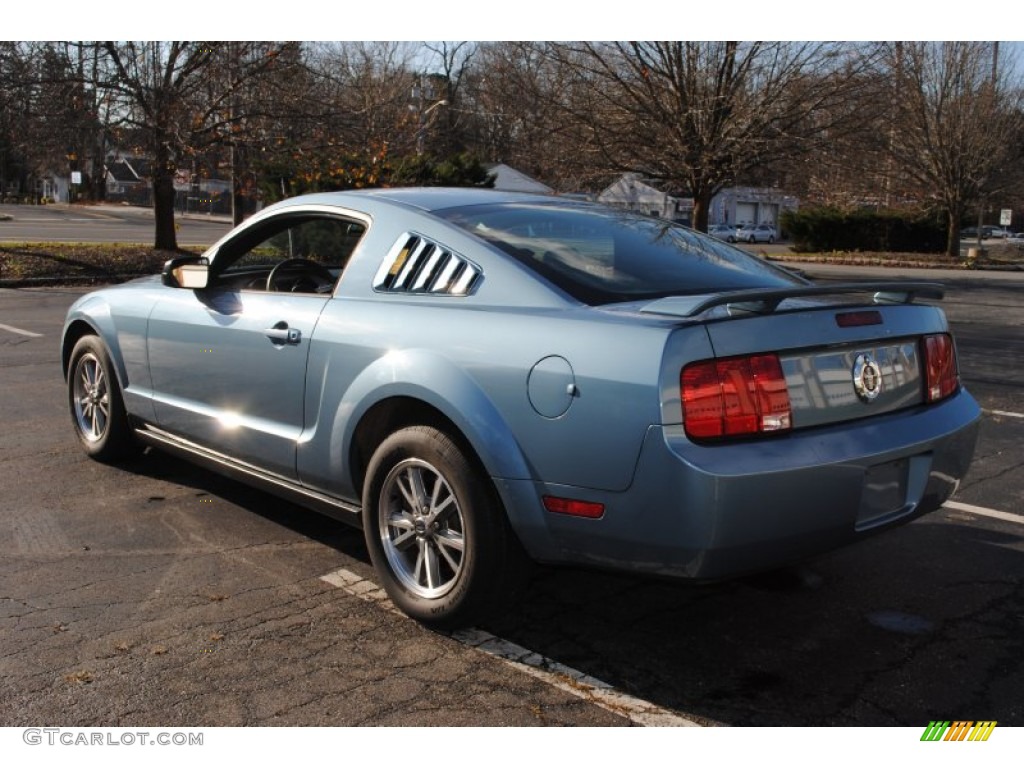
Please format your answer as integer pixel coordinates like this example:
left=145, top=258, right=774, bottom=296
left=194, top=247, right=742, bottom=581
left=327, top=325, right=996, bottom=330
left=922, top=333, right=959, bottom=402
left=542, top=496, right=605, bottom=519
left=681, top=354, right=792, bottom=439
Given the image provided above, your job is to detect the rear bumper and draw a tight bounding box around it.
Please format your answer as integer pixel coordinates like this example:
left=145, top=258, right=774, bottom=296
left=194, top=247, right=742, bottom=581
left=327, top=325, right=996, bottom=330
left=504, top=388, right=981, bottom=579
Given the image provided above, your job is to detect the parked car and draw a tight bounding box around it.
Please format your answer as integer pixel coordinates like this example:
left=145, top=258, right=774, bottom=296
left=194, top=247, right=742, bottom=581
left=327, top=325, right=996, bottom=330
left=62, top=189, right=980, bottom=628
left=962, top=226, right=1006, bottom=240
left=708, top=224, right=738, bottom=243
left=736, top=222, right=777, bottom=243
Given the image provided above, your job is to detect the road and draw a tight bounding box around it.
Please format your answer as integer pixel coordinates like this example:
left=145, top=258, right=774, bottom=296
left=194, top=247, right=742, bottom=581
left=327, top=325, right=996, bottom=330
left=0, top=265, right=1021, bottom=730
left=0, top=203, right=232, bottom=247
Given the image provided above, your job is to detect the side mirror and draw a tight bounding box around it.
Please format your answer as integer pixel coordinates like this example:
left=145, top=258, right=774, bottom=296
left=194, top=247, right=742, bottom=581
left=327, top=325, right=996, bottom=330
left=162, top=256, right=209, bottom=289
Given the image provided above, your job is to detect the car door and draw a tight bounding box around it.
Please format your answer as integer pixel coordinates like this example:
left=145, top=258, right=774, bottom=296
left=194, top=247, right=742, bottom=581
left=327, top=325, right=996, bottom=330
left=146, top=212, right=366, bottom=479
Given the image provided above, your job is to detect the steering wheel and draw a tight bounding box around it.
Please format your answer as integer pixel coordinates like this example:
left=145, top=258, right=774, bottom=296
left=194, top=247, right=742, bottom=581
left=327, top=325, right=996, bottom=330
left=266, top=258, right=335, bottom=293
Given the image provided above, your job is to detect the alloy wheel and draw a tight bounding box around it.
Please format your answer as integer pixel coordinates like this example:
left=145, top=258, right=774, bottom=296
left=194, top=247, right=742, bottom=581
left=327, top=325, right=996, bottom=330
left=378, top=458, right=466, bottom=599
left=72, top=352, right=110, bottom=442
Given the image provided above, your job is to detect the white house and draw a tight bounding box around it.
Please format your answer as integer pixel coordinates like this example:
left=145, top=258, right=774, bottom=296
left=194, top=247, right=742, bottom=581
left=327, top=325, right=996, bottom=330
left=598, top=173, right=798, bottom=228
left=487, top=163, right=554, bottom=194
left=710, top=186, right=799, bottom=228
left=37, top=175, right=70, bottom=203
left=597, top=174, right=692, bottom=221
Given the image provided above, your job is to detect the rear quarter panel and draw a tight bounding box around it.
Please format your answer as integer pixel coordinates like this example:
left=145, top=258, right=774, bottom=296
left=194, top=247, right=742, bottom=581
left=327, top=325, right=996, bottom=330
left=296, top=201, right=691, bottom=498
left=298, top=299, right=679, bottom=497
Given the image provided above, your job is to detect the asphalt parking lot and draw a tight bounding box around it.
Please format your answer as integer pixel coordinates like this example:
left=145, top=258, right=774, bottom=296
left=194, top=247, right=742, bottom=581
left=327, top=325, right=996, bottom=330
left=1, top=267, right=1022, bottom=727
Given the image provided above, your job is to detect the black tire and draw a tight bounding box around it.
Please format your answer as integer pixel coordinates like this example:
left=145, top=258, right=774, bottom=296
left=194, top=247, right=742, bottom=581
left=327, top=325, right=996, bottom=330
left=768, top=236, right=775, bottom=244
left=362, top=425, right=528, bottom=629
left=67, top=335, right=141, bottom=462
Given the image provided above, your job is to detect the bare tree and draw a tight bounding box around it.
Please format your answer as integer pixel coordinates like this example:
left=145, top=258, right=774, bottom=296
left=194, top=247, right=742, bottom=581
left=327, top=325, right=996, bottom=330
left=204, top=42, right=309, bottom=224
left=882, top=42, right=1024, bottom=256
left=458, top=42, right=597, bottom=191
left=545, top=42, right=874, bottom=230
left=250, top=42, right=495, bottom=197
left=0, top=42, right=108, bottom=203
left=420, top=41, right=476, bottom=157
left=310, top=42, right=419, bottom=156
left=0, top=43, right=38, bottom=199
left=101, top=41, right=297, bottom=249
left=245, top=42, right=421, bottom=200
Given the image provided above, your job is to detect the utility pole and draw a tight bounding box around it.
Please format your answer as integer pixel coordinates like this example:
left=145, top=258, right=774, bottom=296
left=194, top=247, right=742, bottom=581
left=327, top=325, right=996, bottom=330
left=412, top=75, right=448, bottom=156
left=974, top=43, right=1000, bottom=252
left=230, top=42, right=244, bottom=226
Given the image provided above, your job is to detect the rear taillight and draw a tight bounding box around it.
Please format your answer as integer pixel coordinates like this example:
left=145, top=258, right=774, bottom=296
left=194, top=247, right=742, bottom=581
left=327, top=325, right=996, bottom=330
left=681, top=354, right=792, bottom=439
left=922, top=333, right=959, bottom=402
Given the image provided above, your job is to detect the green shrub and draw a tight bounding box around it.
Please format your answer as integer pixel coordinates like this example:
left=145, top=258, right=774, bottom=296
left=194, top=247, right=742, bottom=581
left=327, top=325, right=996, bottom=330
left=781, top=207, right=945, bottom=253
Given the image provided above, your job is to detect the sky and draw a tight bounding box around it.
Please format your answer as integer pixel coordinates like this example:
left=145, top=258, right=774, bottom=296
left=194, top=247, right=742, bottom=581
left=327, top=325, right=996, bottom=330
left=6, top=1, right=1022, bottom=41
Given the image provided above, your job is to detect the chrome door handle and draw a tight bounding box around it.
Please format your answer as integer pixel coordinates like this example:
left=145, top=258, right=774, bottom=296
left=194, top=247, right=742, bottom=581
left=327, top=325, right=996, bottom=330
left=264, top=324, right=301, bottom=345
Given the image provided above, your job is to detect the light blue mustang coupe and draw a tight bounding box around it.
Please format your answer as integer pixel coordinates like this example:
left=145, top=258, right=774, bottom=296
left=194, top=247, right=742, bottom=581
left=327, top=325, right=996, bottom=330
left=62, top=188, right=980, bottom=627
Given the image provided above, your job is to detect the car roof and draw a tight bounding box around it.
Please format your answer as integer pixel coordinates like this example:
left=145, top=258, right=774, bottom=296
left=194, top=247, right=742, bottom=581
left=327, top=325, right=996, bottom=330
left=266, top=187, right=560, bottom=215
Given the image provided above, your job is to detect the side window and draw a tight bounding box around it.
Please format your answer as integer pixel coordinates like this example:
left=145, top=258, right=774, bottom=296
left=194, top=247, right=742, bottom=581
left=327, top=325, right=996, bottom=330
left=218, top=215, right=366, bottom=293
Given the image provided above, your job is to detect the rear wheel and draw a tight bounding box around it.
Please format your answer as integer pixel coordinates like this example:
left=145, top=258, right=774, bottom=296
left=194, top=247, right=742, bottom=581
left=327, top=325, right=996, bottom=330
left=362, top=425, right=528, bottom=628
left=68, top=335, right=140, bottom=462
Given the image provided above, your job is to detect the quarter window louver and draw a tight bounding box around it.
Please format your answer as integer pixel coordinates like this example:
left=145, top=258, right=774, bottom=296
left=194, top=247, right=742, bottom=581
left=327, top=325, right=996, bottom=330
left=373, top=234, right=482, bottom=296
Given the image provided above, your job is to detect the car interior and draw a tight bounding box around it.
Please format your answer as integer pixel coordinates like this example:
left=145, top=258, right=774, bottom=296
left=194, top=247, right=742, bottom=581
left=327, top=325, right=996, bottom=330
left=211, top=215, right=367, bottom=294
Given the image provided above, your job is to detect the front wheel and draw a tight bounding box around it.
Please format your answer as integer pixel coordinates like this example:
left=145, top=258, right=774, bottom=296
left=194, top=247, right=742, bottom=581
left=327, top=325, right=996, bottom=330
left=362, top=426, right=528, bottom=628
left=67, top=335, right=141, bottom=462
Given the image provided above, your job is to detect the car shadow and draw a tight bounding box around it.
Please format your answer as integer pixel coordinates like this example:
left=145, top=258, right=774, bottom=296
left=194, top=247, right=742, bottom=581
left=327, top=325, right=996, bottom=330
left=480, top=515, right=1024, bottom=726
left=122, top=447, right=369, bottom=560
left=113, top=448, right=1024, bottom=727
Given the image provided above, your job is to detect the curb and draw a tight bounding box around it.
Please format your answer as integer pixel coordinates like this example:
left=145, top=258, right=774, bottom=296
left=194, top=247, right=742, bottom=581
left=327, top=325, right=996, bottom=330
left=765, top=255, right=1022, bottom=273
left=0, top=274, right=152, bottom=288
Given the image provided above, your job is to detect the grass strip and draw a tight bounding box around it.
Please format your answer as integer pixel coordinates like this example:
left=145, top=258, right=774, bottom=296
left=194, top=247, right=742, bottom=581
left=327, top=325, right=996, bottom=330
left=0, top=243, right=200, bottom=286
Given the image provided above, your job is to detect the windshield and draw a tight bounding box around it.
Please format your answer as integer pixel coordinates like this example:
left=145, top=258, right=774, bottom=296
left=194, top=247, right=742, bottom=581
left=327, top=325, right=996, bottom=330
left=435, top=202, right=802, bottom=305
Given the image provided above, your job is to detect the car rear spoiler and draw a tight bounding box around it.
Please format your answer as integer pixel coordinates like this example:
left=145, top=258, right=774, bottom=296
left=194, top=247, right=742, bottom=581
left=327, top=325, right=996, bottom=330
left=640, top=282, right=945, bottom=319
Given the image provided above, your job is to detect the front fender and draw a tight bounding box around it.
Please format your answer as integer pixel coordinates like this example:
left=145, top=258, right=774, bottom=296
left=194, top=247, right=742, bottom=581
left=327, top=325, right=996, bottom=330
left=62, top=288, right=156, bottom=423
left=62, top=296, right=124, bottom=384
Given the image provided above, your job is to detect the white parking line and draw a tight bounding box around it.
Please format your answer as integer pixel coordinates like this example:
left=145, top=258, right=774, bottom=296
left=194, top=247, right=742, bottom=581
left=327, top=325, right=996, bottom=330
left=985, top=409, right=1024, bottom=420
left=6, top=216, right=109, bottom=222
left=0, top=323, right=43, bottom=338
left=944, top=500, right=1023, bottom=525
left=320, top=567, right=701, bottom=727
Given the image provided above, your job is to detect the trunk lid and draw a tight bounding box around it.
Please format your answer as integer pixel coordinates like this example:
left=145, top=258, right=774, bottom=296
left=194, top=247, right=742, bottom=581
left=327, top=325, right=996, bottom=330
left=653, top=283, right=952, bottom=430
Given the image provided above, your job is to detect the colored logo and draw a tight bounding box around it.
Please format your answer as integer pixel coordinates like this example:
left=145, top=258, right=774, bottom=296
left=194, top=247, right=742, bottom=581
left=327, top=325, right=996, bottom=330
left=852, top=353, right=883, bottom=402
left=920, top=721, right=997, bottom=741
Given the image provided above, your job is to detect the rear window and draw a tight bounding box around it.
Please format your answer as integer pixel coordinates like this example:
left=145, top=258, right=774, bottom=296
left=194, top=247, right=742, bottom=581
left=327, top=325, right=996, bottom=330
left=435, top=202, right=802, bottom=305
